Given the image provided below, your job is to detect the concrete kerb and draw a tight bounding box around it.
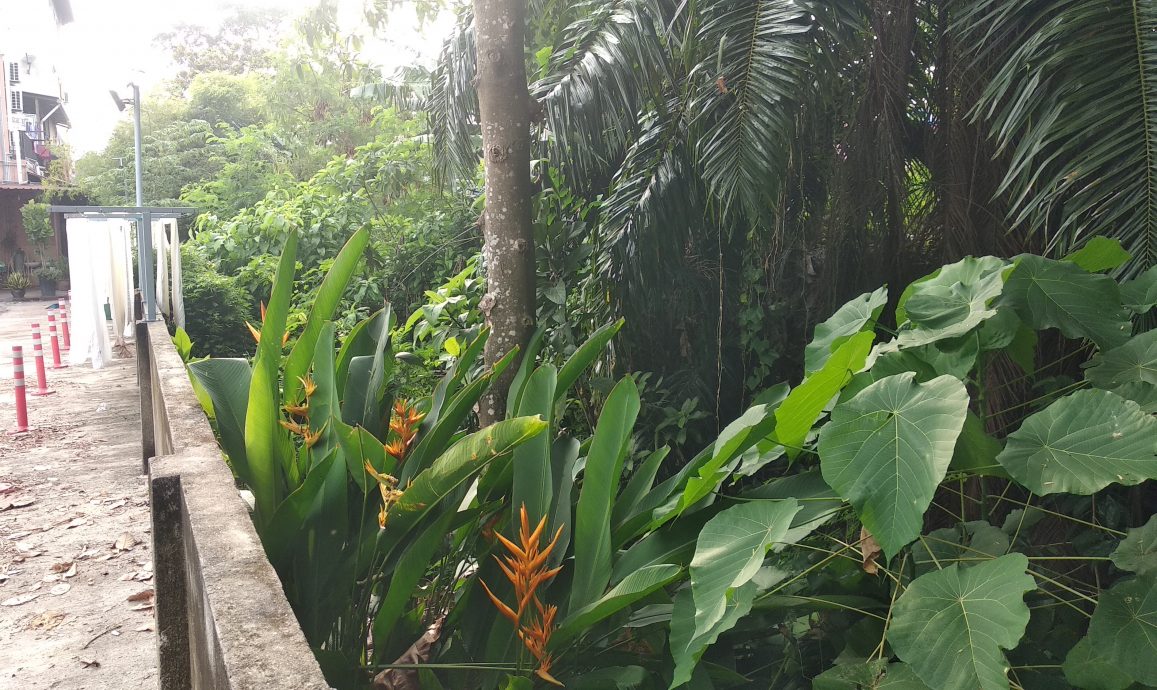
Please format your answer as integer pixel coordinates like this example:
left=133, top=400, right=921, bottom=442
left=142, top=321, right=330, bottom=689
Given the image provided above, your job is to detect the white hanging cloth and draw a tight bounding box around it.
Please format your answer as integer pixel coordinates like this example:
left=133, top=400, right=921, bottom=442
left=108, top=221, right=133, bottom=345
left=169, top=220, right=185, bottom=329
left=152, top=219, right=171, bottom=318
left=65, top=219, right=113, bottom=369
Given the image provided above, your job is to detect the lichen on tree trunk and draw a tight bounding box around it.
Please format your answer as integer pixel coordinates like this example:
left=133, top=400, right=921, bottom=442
left=473, top=0, right=535, bottom=425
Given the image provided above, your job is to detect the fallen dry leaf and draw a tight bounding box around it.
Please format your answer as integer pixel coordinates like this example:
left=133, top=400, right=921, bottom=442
left=8, top=498, right=34, bottom=509
left=129, top=602, right=154, bottom=611
left=66, top=517, right=89, bottom=529
left=27, top=611, right=66, bottom=631
left=50, top=561, right=74, bottom=574
left=134, top=622, right=155, bottom=632
left=114, top=533, right=137, bottom=551
left=126, top=589, right=154, bottom=603
left=2, top=593, right=42, bottom=607
left=78, top=657, right=100, bottom=668
left=860, top=526, right=882, bottom=575
left=0, top=482, right=14, bottom=494
left=50, top=583, right=71, bottom=596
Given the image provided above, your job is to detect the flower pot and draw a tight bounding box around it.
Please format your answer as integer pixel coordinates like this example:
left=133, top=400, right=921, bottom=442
left=38, top=276, right=57, bottom=298
left=9, top=288, right=25, bottom=300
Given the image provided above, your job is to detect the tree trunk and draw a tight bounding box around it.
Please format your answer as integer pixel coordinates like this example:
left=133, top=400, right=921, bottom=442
left=473, top=0, right=535, bottom=425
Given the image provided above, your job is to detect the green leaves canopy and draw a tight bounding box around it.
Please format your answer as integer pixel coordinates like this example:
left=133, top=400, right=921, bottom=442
left=1087, top=576, right=1157, bottom=686
left=819, top=373, right=969, bottom=557
left=889, top=554, right=1035, bottom=690
left=805, top=286, right=888, bottom=374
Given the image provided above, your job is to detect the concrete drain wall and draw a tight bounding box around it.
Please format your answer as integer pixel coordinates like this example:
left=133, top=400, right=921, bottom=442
left=139, top=321, right=330, bottom=689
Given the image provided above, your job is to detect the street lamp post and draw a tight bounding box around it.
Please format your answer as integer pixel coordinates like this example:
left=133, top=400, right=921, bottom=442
left=110, top=85, right=155, bottom=320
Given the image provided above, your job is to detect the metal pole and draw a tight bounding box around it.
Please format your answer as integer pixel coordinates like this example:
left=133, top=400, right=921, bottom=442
left=131, top=83, right=143, bottom=208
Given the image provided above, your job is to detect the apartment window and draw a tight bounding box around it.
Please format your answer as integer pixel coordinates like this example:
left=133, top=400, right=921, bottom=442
left=7, top=62, right=18, bottom=84
left=10, top=90, right=22, bottom=112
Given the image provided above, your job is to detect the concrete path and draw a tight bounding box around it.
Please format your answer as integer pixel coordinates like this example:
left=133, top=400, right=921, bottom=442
left=0, top=299, right=158, bottom=689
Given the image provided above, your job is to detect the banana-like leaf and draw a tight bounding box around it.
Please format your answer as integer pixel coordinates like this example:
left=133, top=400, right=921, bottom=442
left=305, top=322, right=339, bottom=464
left=335, top=308, right=385, bottom=400
left=999, top=255, right=1131, bottom=351
left=678, top=403, right=778, bottom=515
left=261, top=448, right=341, bottom=567
left=555, top=318, right=624, bottom=402
left=997, top=389, right=1157, bottom=495
left=371, top=511, right=453, bottom=658
left=689, top=499, right=800, bottom=634
left=245, top=230, right=298, bottom=522
left=335, top=419, right=391, bottom=493
left=611, top=445, right=670, bottom=545
left=510, top=365, right=557, bottom=526
left=187, top=358, right=252, bottom=483
left=284, top=227, right=369, bottom=404
left=553, top=564, right=681, bottom=646
left=1084, top=328, right=1157, bottom=389
left=819, top=373, right=969, bottom=558
left=805, top=286, right=888, bottom=374
left=775, top=331, right=874, bottom=457
left=1087, top=575, right=1157, bottom=686
left=382, top=416, right=549, bottom=541
left=505, top=326, right=545, bottom=417
left=889, top=553, right=1034, bottom=690
left=571, top=377, right=641, bottom=613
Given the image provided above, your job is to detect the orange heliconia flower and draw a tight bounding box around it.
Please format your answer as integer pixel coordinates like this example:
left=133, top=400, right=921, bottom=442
left=384, top=399, right=425, bottom=464
left=246, top=302, right=290, bottom=347
left=280, top=419, right=308, bottom=436
left=479, top=504, right=565, bottom=686
left=364, top=460, right=403, bottom=529
left=299, top=375, right=318, bottom=398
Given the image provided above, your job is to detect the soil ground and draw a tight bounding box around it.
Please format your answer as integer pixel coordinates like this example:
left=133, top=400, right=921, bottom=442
left=0, top=297, right=158, bottom=689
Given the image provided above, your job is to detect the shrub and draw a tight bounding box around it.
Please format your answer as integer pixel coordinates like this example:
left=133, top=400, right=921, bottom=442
left=180, top=243, right=253, bottom=358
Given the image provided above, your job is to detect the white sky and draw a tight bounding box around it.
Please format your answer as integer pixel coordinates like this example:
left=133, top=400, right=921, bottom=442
left=49, top=0, right=453, bottom=154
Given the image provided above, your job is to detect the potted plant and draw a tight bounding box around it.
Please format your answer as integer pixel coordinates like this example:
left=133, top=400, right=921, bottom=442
left=5, top=271, right=30, bottom=299
left=35, top=261, right=63, bottom=298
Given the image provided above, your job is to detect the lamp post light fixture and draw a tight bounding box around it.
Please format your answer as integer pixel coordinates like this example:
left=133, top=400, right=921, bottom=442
left=109, top=84, right=143, bottom=208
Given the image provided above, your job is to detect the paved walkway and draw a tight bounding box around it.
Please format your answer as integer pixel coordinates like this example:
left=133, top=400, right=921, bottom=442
left=0, top=298, right=157, bottom=689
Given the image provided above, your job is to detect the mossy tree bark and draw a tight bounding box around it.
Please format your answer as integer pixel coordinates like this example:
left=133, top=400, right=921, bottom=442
left=474, top=0, right=535, bottom=424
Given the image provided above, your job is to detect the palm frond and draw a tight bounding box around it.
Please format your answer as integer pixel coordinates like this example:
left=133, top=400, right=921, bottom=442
left=532, top=0, right=677, bottom=186
left=690, top=0, right=815, bottom=224
left=964, top=0, right=1157, bottom=274
left=597, top=96, right=702, bottom=292
left=429, top=6, right=479, bottom=188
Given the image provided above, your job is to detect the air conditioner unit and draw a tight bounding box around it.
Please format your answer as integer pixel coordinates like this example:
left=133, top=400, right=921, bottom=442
left=10, top=90, right=23, bottom=113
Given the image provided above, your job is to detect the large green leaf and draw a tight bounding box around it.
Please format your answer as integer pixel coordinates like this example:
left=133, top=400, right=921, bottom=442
left=890, top=553, right=1035, bottom=690
left=382, top=416, right=548, bottom=541
left=999, top=255, right=1131, bottom=350
left=1112, top=514, right=1157, bottom=577
left=1121, top=265, right=1157, bottom=314
left=571, top=377, right=641, bottom=613
left=553, top=564, right=681, bottom=646
left=813, top=660, right=931, bottom=689
left=805, top=286, right=888, bottom=374
left=897, top=256, right=1009, bottom=348
left=911, top=521, right=1010, bottom=576
left=1064, top=236, right=1132, bottom=273
left=819, top=373, right=969, bottom=557
left=1087, top=575, right=1157, bottom=686
left=996, top=389, right=1157, bottom=495
left=555, top=318, right=624, bottom=402
left=668, top=581, right=756, bottom=689
left=284, top=227, right=369, bottom=403
left=244, top=230, right=299, bottom=522
left=611, top=445, right=670, bottom=545
left=1062, top=637, right=1134, bottom=690
left=1084, top=328, right=1157, bottom=389
left=334, top=308, right=385, bottom=400
left=305, top=322, right=339, bottom=464
left=678, top=403, right=778, bottom=514
left=950, top=411, right=1007, bottom=478
left=371, top=511, right=453, bottom=656
left=187, top=358, right=252, bottom=483
left=690, top=499, right=800, bottom=633
left=510, top=365, right=557, bottom=527
left=774, top=331, right=874, bottom=457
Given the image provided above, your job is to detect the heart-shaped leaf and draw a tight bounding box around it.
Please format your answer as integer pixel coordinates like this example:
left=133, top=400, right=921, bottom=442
left=1112, top=514, right=1157, bottom=577
left=805, top=286, right=888, bottom=374
left=996, top=389, right=1157, bottom=495
left=890, top=553, right=1034, bottom=690
left=819, top=373, right=969, bottom=557
left=1084, top=328, right=1157, bottom=389
left=1087, top=575, right=1157, bottom=686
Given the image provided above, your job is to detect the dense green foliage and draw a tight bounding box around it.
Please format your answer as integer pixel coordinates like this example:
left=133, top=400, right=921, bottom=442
left=179, top=244, right=254, bottom=358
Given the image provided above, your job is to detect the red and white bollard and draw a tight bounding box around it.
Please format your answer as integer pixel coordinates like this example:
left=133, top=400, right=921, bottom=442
left=9, top=346, right=29, bottom=435
left=47, top=314, right=67, bottom=370
left=29, top=323, right=54, bottom=397
left=60, top=302, right=71, bottom=350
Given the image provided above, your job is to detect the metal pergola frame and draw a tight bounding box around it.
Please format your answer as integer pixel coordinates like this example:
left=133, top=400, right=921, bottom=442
left=48, top=205, right=196, bottom=322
